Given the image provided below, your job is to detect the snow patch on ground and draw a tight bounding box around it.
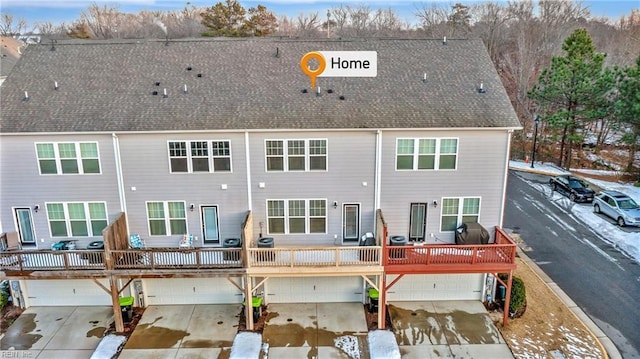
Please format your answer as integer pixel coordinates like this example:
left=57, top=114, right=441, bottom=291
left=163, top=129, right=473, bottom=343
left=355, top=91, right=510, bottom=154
left=368, top=330, right=400, bottom=359
left=230, top=332, right=262, bottom=359
left=334, top=335, right=360, bottom=359
left=89, top=334, right=126, bottom=359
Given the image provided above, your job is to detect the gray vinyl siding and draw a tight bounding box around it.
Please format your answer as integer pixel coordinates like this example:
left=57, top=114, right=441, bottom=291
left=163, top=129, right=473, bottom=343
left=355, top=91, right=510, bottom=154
left=0, top=134, right=121, bottom=249
left=118, top=132, right=249, bottom=247
left=248, top=131, right=377, bottom=246
left=379, top=130, right=509, bottom=242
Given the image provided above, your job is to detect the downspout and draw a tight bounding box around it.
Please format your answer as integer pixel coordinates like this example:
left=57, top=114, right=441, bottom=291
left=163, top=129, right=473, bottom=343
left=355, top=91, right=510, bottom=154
left=112, top=133, right=128, bottom=228
left=374, top=130, right=382, bottom=224
left=499, top=130, right=513, bottom=228
left=245, top=131, right=252, bottom=211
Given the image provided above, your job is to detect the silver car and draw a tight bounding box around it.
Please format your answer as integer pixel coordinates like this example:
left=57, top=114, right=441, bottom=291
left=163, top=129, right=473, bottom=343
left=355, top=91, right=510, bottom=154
left=593, top=190, right=640, bottom=227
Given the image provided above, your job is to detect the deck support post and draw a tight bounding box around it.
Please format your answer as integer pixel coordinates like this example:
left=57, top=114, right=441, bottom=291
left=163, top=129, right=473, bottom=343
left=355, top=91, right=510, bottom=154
left=110, top=275, right=124, bottom=333
left=245, top=275, right=254, bottom=330
left=379, top=274, right=386, bottom=329
left=502, top=270, right=513, bottom=327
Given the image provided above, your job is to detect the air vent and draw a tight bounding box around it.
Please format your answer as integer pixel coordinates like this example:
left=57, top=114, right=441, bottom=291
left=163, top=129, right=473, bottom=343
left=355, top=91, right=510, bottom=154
left=327, top=89, right=333, bottom=94
left=155, top=82, right=161, bottom=86
left=186, top=66, right=192, bottom=71
left=152, top=91, right=158, bottom=95
left=197, top=73, right=203, bottom=78
left=302, top=89, right=308, bottom=93
left=339, top=95, right=345, bottom=100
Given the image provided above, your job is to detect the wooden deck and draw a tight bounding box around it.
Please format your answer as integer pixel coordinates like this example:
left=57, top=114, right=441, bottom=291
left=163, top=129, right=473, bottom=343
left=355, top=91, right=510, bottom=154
left=384, top=226, right=517, bottom=274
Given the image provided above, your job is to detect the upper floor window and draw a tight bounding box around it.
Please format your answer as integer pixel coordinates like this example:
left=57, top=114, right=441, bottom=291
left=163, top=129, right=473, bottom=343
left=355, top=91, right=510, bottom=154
left=168, top=140, right=231, bottom=173
left=46, top=202, right=108, bottom=237
left=267, top=199, right=327, bottom=234
left=265, top=139, right=327, bottom=172
left=396, top=138, right=458, bottom=170
left=440, top=197, right=480, bottom=232
left=36, top=142, right=101, bottom=175
left=147, top=201, right=187, bottom=236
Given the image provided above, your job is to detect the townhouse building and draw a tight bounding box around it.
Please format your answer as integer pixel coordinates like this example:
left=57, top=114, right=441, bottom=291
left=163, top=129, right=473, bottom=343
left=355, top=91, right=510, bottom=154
left=0, top=38, right=521, bottom=330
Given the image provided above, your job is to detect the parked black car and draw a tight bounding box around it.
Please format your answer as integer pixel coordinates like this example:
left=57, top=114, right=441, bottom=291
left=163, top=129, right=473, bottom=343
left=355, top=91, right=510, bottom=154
left=549, top=175, right=595, bottom=202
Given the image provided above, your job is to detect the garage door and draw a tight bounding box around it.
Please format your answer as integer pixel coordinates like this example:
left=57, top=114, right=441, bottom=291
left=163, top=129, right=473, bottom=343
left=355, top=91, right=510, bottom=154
left=25, top=279, right=111, bottom=306
left=267, top=276, right=363, bottom=303
left=386, top=274, right=483, bottom=301
left=145, top=278, right=242, bottom=305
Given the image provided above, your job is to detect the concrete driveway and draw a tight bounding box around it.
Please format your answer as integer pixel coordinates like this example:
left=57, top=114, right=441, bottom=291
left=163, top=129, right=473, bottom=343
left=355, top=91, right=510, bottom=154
left=262, top=302, right=370, bottom=359
left=118, top=304, right=240, bottom=359
left=0, top=306, right=113, bottom=359
left=390, top=301, right=514, bottom=359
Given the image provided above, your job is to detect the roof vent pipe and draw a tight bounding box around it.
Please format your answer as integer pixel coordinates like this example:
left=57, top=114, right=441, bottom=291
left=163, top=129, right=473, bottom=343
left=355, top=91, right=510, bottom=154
left=163, top=88, right=168, bottom=98
left=316, top=86, right=321, bottom=97
left=275, top=47, right=279, bottom=57
left=54, top=81, right=59, bottom=90
left=183, top=84, right=188, bottom=94
left=423, top=73, right=427, bottom=82
left=24, top=91, right=29, bottom=100
left=478, top=82, right=486, bottom=93
left=443, top=36, right=447, bottom=45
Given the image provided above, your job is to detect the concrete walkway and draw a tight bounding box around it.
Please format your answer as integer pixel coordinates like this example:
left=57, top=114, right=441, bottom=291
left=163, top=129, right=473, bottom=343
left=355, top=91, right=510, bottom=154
left=0, top=306, right=113, bottom=359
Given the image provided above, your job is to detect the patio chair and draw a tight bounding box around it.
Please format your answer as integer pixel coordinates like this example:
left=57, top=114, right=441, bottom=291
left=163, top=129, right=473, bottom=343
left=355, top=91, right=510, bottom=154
left=179, top=234, right=193, bottom=249
left=129, top=233, right=145, bottom=249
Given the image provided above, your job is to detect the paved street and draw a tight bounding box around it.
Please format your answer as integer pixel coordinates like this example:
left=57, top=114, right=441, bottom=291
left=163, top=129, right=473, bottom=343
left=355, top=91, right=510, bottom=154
left=504, top=171, right=640, bottom=358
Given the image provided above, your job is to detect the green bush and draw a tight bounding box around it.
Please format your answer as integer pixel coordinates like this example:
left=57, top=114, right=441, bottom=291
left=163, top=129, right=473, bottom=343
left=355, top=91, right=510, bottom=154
left=0, top=280, right=9, bottom=311
left=509, top=276, right=526, bottom=313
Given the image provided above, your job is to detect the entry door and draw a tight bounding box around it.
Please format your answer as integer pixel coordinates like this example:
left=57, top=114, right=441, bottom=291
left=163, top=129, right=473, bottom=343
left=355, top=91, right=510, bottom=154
left=409, top=203, right=427, bottom=241
left=342, top=204, right=360, bottom=243
left=201, top=206, right=220, bottom=244
left=15, top=208, right=36, bottom=245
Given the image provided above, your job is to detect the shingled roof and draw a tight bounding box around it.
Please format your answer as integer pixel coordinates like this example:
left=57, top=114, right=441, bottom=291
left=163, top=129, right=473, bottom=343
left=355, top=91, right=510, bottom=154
left=0, top=37, right=521, bottom=133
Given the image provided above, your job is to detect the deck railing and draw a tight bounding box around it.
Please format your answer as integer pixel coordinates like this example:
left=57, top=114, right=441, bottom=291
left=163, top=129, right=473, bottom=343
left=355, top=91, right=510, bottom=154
left=384, top=227, right=517, bottom=268
left=247, top=246, right=381, bottom=268
left=111, top=248, right=243, bottom=270
left=0, top=250, right=106, bottom=271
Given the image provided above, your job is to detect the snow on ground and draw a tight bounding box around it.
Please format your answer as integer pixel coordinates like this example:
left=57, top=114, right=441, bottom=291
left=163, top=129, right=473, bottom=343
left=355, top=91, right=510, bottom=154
left=368, top=330, right=401, bottom=359
left=230, top=332, right=262, bottom=359
left=89, top=334, right=126, bottom=359
left=509, top=160, right=640, bottom=264
left=334, top=335, right=361, bottom=359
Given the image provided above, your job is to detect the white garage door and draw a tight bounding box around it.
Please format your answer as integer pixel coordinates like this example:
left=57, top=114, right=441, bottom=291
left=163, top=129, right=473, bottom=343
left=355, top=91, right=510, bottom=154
left=387, top=274, right=483, bottom=301
left=145, top=278, right=242, bottom=305
left=267, top=276, right=363, bottom=303
left=25, top=279, right=111, bottom=306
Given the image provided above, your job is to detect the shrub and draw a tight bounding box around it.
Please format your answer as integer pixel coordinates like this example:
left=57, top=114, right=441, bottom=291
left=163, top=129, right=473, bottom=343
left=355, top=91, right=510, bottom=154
left=0, top=280, right=9, bottom=311
left=509, top=276, right=526, bottom=313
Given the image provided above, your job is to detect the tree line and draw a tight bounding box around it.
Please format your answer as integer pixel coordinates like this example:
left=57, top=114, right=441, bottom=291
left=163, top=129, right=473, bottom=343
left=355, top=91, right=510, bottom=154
left=2, top=0, right=639, bottom=174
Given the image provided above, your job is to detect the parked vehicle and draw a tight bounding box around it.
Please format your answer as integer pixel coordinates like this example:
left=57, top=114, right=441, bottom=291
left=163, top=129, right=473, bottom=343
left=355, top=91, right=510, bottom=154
left=549, top=175, right=595, bottom=202
left=593, top=190, right=640, bottom=227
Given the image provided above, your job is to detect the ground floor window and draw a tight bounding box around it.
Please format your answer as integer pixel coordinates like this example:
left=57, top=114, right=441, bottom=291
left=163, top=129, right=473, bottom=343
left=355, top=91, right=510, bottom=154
left=440, top=197, right=480, bottom=232
left=267, top=199, right=327, bottom=234
left=46, top=202, right=108, bottom=237
left=147, top=201, right=187, bottom=236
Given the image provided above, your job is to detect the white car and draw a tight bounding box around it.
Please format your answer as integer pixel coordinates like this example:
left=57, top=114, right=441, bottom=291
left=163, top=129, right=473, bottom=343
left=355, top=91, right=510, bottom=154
left=593, top=190, right=640, bottom=227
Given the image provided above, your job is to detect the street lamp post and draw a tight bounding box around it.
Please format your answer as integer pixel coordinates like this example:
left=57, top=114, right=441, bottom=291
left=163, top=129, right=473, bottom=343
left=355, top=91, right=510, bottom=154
left=531, top=115, right=540, bottom=168
left=327, top=10, right=331, bottom=38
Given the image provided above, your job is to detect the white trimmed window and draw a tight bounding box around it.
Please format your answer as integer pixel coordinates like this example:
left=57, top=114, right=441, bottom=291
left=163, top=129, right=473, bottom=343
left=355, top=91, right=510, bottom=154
left=168, top=140, right=231, bottom=173
left=147, top=201, right=187, bottom=236
left=46, top=202, right=108, bottom=237
left=36, top=142, right=101, bottom=175
left=440, top=197, right=480, bottom=232
left=267, top=199, right=327, bottom=234
left=265, top=139, right=327, bottom=172
left=396, top=138, right=458, bottom=170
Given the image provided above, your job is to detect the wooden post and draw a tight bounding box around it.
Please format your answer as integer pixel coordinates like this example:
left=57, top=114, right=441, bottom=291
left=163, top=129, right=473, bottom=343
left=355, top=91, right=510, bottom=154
left=379, top=274, right=386, bottom=329
left=245, top=275, right=254, bottom=330
left=110, top=275, right=124, bottom=333
left=502, top=270, right=513, bottom=327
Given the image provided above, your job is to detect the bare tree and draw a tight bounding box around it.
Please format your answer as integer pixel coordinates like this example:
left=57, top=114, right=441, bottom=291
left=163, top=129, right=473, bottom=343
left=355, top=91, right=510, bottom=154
left=295, top=13, right=322, bottom=37
left=79, top=3, right=127, bottom=39
left=470, top=2, right=510, bottom=62
left=347, top=5, right=372, bottom=37
left=1, top=13, right=28, bottom=36
left=414, top=3, right=449, bottom=38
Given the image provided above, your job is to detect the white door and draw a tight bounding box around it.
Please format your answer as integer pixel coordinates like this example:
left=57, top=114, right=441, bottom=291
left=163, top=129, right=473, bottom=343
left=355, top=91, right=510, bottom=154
left=15, top=208, right=36, bottom=245
left=145, top=278, right=241, bottom=305
left=267, top=277, right=363, bottom=303
left=201, top=206, right=220, bottom=244
left=386, top=274, right=483, bottom=301
left=25, top=279, right=111, bottom=306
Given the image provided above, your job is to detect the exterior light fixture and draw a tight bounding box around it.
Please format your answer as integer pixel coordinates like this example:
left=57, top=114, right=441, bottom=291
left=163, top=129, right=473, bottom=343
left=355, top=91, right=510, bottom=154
left=34, top=204, right=40, bottom=213
left=189, top=203, right=195, bottom=212
left=333, top=201, right=338, bottom=209
left=432, top=200, right=438, bottom=208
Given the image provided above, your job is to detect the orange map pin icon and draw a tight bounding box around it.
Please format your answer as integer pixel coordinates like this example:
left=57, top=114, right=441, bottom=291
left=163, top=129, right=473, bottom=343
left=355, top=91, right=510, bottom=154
left=300, top=52, right=326, bottom=90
